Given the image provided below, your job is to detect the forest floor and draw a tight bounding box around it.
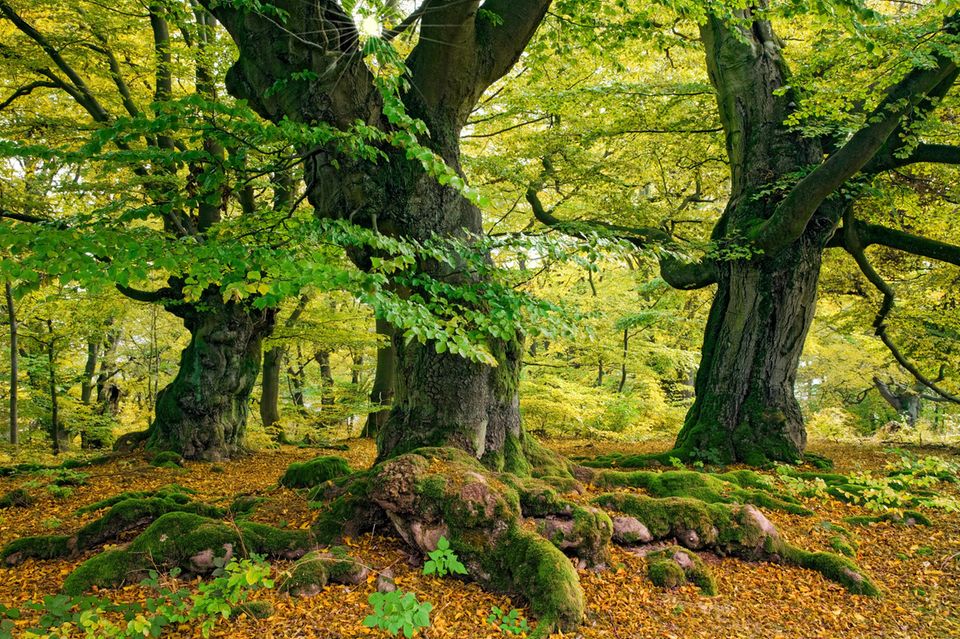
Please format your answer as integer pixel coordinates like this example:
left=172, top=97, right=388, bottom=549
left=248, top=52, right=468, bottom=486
left=0, top=437, right=958, bottom=639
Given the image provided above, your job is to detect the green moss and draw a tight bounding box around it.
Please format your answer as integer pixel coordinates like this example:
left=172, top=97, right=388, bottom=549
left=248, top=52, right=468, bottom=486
left=481, top=526, right=584, bottom=638
left=62, top=549, right=134, bottom=595
left=842, top=510, right=931, bottom=527
left=646, top=545, right=717, bottom=594
left=0, top=488, right=33, bottom=508
left=280, top=456, right=352, bottom=488
left=1, top=535, right=70, bottom=564
left=279, top=551, right=329, bottom=594
left=594, top=469, right=809, bottom=516
left=829, top=536, right=856, bottom=557
left=62, top=512, right=314, bottom=593
left=75, top=484, right=196, bottom=515
left=150, top=451, right=184, bottom=467
left=781, top=546, right=879, bottom=596
left=229, top=495, right=266, bottom=517
left=802, top=452, right=835, bottom=470
left=647, top=557, right=686, bottom=589
left=231, top=601, right=274, bottom=620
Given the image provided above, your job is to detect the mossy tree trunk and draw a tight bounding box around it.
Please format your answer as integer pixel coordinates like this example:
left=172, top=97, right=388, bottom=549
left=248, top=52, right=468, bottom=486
left=206, top=0, right=551, bottom=468
left=148, top=292, right=275, bottom=460
left=667, top=6, right=959, bottom=464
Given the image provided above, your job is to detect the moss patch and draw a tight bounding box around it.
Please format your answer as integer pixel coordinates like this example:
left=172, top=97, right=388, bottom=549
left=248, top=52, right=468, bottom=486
left=0, top=488, right=33, bottom=509
left=280, top=456, right=352, bottom=488
left=646, top=546, right=717, bottom=595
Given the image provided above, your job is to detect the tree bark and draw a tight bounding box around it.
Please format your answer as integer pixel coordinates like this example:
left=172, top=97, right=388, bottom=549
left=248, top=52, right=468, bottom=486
left=147, top=293, right=275, bottom=460
left=260, top=345, right=283, bottom=432
left=5, top=281, right=17, bottom=447
left=362, top=318, right=396, bottom=439
left=46, top=318, right=65, bottom=454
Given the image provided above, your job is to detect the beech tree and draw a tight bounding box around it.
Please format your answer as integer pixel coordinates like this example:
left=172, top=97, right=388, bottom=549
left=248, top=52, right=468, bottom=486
left=524, top=1, right=960, bottom=464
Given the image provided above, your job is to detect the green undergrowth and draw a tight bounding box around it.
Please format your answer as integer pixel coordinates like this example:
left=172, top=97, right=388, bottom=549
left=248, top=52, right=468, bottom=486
left=0, top=555, right=275, bottom=639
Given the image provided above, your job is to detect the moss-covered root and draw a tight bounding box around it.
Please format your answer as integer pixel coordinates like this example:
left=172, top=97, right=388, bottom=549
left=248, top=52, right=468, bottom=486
left=62, top=512, right=314, bottom=594
left=593, top=493, right=878, bottom=595
left=645, top=546, right=717, bottom=595
left=361, top=448, right=585, bottom=634
left=74, top=484, right=197, bottom=515
left=280, top=456, right=352, bottom=489
left=150, top=451, right=184, bottom=467
left=2, top=495, right=224, bottom=566
left=278, top=548, right=369, bottom=596
left=0, top=488, right=33, bottom=509
left=593, top=469, right=811, bottom=516
left=843, top=510, right=931, bottom=527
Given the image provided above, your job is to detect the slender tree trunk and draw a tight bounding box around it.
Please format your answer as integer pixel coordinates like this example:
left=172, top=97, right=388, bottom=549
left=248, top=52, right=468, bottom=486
left=618, top=329, right=629, bottom=394
left=315, top=351, right=334, bottom=407
left=5, top=281, right=16, bottom=447
left=362, top=318, right=395, bottom=439
left=260, top=345, right=284, bottom=433
left=81, top=340, right=99, bottom=404
left=46, top=319, right=64, bottom=455
left=147, top=293, right=275, bottom=460
left=287, top=344, right=306, bottom=413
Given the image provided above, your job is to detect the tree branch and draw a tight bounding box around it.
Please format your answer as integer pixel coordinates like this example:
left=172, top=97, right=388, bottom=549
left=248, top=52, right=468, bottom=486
left=842, top=214, right=960, bottom=404
left=0, top=80, right=57, bottom=111
left=525, top=188, right=716, bottom=290
left=753, top=36, right=958, bottom=250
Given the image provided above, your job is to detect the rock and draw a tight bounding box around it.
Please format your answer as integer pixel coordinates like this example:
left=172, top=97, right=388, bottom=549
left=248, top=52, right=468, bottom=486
left=376, top=568, right=397, bottom=593
left=611, top=516, right=652, bottom=545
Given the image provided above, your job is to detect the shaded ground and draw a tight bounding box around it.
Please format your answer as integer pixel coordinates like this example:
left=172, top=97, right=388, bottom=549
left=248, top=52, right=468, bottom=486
left=0, top=438, right=958, bottom=638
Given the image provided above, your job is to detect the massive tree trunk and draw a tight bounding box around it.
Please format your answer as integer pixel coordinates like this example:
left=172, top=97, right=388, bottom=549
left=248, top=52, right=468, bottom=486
left=207, top=0, right=551, bottom=468
left=675, top=241, right=824, bottom=464
left=148, top=293, right=275, bottom=460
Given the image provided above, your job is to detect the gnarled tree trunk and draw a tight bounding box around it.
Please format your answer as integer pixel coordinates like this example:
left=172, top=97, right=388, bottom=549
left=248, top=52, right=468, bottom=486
left=148, top=293, right=275, bottom=460
left=665, top=12, right=851, bottom=464
left=361, top=317, right=395, bottom=439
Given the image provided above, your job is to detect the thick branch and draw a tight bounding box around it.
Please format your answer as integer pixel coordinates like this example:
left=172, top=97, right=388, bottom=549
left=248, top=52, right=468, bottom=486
left=755, top=48, right=958, bottom=250
left=0, top=80, right=57, bottom=111
left=525, top=188, right=716, bottom=290
left=843, top=217, right=960, bottom=404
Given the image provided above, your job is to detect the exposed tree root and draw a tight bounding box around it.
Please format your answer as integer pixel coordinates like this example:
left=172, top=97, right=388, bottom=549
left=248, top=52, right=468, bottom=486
left=279, top=548, right=369, bottom=596
left=62, top=512, right=314, bottom=595
left=590, top=468, right=812, bottom=515
left=593, top=493, right=878, bottom=595
left=2, top=490, right=224, bottom=566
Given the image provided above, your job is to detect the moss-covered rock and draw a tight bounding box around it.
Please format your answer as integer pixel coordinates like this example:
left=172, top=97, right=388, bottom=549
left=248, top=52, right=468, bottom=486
left=534, top=505, right=612, bottom=567
left=61, top=512, right=314, bottom=594
left=645, top=546, right=717, bottom=595
left=0, top=488, right=33, bottom=509
left=280, top=456, right=352, bottom=488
